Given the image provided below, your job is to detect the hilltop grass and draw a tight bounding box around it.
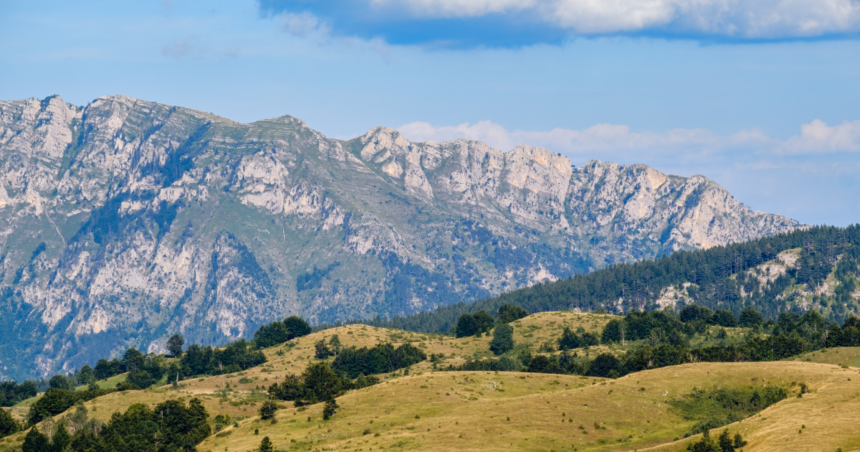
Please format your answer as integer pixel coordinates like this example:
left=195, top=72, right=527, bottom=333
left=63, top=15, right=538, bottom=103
left=195, top=361, right=860, bottom=452
left=788, top=347, right=860, bottom=368
left=4, top=311, right=860, bottom=452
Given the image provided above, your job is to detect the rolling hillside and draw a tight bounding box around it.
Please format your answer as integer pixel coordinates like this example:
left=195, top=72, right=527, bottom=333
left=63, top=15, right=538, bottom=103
left=3, top=311, right=860, bottom=452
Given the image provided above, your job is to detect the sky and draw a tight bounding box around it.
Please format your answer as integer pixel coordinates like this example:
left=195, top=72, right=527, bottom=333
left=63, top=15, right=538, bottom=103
left=0, top=0, right=858, bottom=226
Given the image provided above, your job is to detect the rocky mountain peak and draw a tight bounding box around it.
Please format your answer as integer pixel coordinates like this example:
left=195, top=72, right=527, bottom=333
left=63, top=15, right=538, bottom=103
left=0, top=95, right=801, bottom=379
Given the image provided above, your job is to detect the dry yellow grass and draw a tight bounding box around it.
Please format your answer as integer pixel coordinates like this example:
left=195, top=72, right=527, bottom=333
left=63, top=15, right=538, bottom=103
left=789, top=346, right=860, bottom=368
left=4, top=312, right=860, bottom=452
left=195, top=361, right=860, bottom=452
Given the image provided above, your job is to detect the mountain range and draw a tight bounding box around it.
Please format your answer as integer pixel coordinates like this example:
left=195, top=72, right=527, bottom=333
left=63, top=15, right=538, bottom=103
left=0, top=94, right=800, bottom=379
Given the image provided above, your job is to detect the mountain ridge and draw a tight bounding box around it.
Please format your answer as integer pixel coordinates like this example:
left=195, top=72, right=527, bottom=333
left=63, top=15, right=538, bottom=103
left=0, top=94, right=800, bottom=379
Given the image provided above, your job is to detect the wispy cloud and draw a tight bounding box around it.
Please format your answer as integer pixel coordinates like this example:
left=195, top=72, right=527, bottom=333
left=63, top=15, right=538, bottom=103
left=278, top=12, right=331, bottom=37
left=258, top=0, right=860, bottom=47
left=161, top=37, right=200, bottom=58
left=398, top=119, right=788, bottom=161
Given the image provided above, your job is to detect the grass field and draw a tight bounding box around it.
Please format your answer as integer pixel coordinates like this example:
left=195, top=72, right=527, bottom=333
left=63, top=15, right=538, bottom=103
left=3, top=312, right=860, bottom=452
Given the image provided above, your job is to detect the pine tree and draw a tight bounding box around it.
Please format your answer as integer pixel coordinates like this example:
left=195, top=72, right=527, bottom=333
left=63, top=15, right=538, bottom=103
left=259, top=436, right=274, bottom=452
left=558, top=327, right=581, bottom=350
left=717, top=429, right=734, bottom=452
left=489, top=324, right=514, bottom=355
left=314, top=339, right=333, bottom=359
left=22, top=426, right=50, bottom=452
left=259, top=399, right=277, bottom=420
left=51, top=422, right=71, bottom=452
left=323, top=398, right=339, bottom=420
left=732, top=433, right=747, bottom=449
left=0, top=408, right=18, bottom=438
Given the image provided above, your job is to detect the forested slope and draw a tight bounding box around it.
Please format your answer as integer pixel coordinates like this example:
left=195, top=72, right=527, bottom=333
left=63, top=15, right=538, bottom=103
left=370, top=225, right=860, bottom=334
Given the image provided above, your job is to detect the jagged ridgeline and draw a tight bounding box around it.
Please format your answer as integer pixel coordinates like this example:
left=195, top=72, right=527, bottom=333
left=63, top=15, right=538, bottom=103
left=0, top=95, right=799, bottom=379
left=371, top=225, right=860, bottom=334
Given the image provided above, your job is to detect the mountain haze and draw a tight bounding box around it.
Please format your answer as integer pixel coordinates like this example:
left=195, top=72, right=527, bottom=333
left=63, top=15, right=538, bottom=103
left=0, top=95, right=800, bottom=379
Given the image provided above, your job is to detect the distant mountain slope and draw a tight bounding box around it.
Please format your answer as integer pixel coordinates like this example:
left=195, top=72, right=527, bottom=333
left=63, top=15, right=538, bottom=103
left=377, top=225, right=860, bottom=335
left=0, top=94, right=799, bottom=379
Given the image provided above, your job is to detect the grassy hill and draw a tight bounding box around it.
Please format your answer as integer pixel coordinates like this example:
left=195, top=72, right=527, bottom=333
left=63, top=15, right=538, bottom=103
left=3, top=312, right=860, bottom=452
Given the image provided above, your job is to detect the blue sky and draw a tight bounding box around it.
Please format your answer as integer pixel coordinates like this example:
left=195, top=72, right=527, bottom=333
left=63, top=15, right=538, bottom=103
left=1, top=0, right=858, bottom=226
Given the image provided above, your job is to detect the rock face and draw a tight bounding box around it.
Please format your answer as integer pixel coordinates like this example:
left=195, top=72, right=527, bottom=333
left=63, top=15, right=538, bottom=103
left=0, top=95, right=801, bottom=379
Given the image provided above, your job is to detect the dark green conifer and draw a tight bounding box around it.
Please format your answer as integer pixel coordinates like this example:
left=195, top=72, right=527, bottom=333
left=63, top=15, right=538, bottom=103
left=490, top=324, right=514, bottom=355
left=22, top=427, right=49, bottom=452
left=323, top=398, right=339, bottom=420
left=259, top=436, right=274, bottom=452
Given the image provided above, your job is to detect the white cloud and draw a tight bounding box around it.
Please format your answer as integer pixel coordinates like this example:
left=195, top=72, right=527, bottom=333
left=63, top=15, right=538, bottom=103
left=398, top=118, right=859, bottom=164
left=780, top=119, right=860, bottom=154
left=398, top=119, right=777, bottom=160
left=374, top=0, right=860, bottom=37
left=372, top=0, right=536, bottom=17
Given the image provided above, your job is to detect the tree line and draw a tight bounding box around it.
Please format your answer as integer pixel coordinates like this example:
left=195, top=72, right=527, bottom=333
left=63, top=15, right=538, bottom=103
left=0, top=315, right=316, bottom=442
left=450, top=303, right=859, bottom=380
left=361, top=224, right=860, bottom=334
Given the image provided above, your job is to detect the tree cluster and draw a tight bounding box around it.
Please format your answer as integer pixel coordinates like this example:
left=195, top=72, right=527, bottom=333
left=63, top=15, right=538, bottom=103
left=558, top=327, right=599, bottom=350
left=331, top=343, right=426, bottom=378
left=452, top=304, right=860, bottom=380
left=253, top=316, right=312, bottom=348
left=27, top=387, right=117, bottom=425
left=314, top=335, right=343, bottom=359
left=0, top=380, right=37, bottom=407
left=24, top=398, right=210, bottom=452
left=454, top=311, right=495, bottom=337
left=687, top=429, right=747, bottom=452
left=268, top=362, right=378, bottom=406
left=181, top=339, right=266, bottom=377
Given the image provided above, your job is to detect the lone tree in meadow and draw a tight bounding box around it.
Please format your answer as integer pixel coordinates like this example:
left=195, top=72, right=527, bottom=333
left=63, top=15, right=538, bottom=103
left=167, top=334, right=185, bottom=357
left=490, top=324, right=514, bottom=355
left=259, top=436, right=274, bottom=452
left=323, top=398, right=339, bottom=420
left=259, top=398, right=277, bottom=421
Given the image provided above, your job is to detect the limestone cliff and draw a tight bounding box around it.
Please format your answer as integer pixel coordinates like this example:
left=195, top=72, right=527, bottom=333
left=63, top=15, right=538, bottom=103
left=0, top=95, right=800, bottom=379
